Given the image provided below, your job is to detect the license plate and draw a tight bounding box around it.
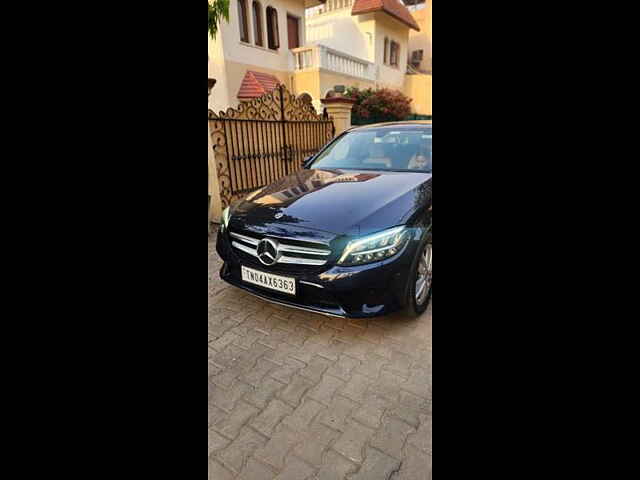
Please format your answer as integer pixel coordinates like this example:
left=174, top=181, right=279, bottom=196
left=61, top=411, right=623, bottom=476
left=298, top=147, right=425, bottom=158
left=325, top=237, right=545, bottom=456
left=241, top=266, right=296, bottom=295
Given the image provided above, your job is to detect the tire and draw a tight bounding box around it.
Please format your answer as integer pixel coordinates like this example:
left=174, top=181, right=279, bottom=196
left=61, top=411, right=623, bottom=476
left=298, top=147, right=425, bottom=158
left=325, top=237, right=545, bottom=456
left=405, top=233, right=432, bottom=317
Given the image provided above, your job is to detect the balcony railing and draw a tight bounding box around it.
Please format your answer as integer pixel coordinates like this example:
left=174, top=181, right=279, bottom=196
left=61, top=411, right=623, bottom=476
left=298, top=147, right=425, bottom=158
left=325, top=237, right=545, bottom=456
left=291, top=44, right=377, bottom=82
left=306, top=0, right=354, bottom=19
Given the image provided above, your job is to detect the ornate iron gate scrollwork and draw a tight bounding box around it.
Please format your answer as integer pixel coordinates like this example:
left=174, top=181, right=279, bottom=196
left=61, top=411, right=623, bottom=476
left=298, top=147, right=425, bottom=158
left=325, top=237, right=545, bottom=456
left=209, top=85, right=335, bottom=209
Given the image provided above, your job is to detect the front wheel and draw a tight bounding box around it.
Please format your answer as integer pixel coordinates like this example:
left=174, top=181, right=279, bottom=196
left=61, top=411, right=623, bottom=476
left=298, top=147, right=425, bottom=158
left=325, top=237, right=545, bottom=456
left=405, top=238, right=432, bottom=317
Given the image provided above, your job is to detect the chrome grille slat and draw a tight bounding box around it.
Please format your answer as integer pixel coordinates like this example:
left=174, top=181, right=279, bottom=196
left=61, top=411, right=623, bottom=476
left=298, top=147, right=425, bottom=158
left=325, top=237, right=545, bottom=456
left=229, top=230, right=331, bottom=267
left=278, top=255, right=328, bottom=266
left=278, top=245, right=331, bottom=256
left=231, top=241, right=258, bottom=256
left=229, top=232, right=260, bottom=246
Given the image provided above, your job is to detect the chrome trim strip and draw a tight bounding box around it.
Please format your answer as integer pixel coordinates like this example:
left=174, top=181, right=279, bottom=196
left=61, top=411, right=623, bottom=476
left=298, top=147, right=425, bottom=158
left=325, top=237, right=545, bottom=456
left=256, top=233, right=331, bottom=246
left=279, top=255, right=327, bottom=266
left=278, top=244, right=331, bottom=256
left=241, top=289, right=346, bottom=318
left=299, top=281, right=325, bottom=289
left=231, top=241, right=258, bottom=257
left=229, top=232, right=260, bottom=246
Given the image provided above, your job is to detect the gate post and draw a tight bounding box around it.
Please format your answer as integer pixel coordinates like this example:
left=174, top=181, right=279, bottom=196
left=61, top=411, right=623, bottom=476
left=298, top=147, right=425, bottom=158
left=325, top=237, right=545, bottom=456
left=321, top=89, right=356, bottom=136
left=208, top=79, right=222, bottom=232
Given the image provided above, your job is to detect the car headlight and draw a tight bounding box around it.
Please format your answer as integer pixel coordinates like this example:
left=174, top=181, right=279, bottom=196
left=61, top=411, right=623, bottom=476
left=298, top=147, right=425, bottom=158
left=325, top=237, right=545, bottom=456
left=338, top=226, right=409, bottom=266
left=221, top=207, right=231, bottom=232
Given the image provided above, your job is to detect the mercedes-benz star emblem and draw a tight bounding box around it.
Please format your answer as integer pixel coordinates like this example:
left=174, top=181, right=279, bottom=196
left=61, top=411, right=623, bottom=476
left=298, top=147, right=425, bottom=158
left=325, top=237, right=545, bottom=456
left=257, top=238, right=279, bottom=266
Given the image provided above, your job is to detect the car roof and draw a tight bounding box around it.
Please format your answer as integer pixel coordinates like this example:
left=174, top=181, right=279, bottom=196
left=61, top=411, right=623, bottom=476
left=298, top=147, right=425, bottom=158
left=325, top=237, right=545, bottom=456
left=347, top=121, right=432, bottom=132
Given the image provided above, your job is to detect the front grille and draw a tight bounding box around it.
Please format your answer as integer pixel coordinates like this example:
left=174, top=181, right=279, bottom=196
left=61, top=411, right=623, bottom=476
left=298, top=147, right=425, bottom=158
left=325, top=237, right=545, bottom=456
left=229, top=230, right=332, bottom=271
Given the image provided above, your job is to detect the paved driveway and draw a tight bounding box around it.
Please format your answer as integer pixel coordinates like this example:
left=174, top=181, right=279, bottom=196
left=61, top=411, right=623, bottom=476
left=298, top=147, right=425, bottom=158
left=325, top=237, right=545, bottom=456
left=209, top=231, right=432, bottom=480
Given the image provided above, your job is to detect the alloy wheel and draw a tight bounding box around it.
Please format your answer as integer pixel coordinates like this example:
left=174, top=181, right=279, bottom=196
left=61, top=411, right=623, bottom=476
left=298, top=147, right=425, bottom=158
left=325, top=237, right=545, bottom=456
left=415, top=243, right=432, bottom=305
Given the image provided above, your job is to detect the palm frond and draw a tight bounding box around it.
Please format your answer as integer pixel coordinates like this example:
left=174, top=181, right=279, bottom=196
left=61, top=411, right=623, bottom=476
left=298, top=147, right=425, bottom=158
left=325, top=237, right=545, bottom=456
left=208, top=0, right=230, bottom=39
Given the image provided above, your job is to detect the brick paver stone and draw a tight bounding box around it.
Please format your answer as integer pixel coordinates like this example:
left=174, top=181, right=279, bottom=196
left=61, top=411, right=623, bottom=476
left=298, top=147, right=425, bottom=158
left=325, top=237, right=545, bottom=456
left=332, top=421, right=376, bottom=464
left=217, top=426, right=267, bottom=474
left=339, top=373, right=370, bottom=404
left=307, top=375, right=346, bottom=406
left=326, top=355, right=361, bottom=381
left=293, top=423, right=340, bottom=467
left=299, top=356, right=332, bottom=383
left=250, top=399, right=294, bottom=438
left=284, top=398, right=326, bottom=432
left=279, top=374, right=315, bottom=407
left=208, top=404, right=227, bottom=428
left=407, top=414, right=432, bottom=455
left=401, top=368, right=431, bottom=399
left=274, top=456, right=316, bottom=480
left=350, top=394, right=391, bottom=430
left=209, top=381, right=252, bottom=413
left=212, top=400, right=260, bottom=440
left=208, top=458, right=235, bottom=480
left=354, top=353, right=388, bottom=379
left=208, top=428, right=231, bottom=456
left=254, top=424, right=304, bottom=470
left=244, top=377, right=286, bottom=410
left=347, top=447, right=400, bottom=480
left=241, top=358, right=277, bottom=387
left=314, top=450, right=358, bottom=480
left=237, top=457, right=277, bottom=480
left=394, top=445, right=432, bottom=480
left=318, top=396, right=357, bottom=432
left=370, top=416, right=416, bottom=460
left=269, top=357, right=306, bottom=382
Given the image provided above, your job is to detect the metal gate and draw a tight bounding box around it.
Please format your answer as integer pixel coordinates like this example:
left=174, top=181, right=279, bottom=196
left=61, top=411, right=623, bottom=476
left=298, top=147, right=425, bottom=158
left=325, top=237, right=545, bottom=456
left=209, top=85, right=335, bottom=209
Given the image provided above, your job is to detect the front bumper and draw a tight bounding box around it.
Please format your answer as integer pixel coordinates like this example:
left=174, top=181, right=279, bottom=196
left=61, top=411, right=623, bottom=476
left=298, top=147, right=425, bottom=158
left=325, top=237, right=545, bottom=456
left=216, top=228, right=419, bottom=318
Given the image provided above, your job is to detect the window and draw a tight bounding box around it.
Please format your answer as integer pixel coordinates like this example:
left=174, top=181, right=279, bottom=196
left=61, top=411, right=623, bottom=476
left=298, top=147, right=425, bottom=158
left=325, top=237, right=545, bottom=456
left=384, top=37, right=389, bottom=64
left=266, top=7, right=280, bottom=50
left=252, top=1, right=263, bottom=46
left=238, top=0, right=249, bottom=43
left=287, top=15, right=300, bottom=49
left=390, top=41, right=400, bottom=67
left=311, top=128, right=432, bottom=173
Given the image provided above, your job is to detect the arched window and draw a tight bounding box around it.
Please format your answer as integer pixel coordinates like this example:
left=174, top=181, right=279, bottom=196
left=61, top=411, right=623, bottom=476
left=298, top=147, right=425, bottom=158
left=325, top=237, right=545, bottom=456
left=266, top=7, right=280, bottom=50
left=238, top=0, right=249, bottom=43
left=252, top=2, right=263, bottom=47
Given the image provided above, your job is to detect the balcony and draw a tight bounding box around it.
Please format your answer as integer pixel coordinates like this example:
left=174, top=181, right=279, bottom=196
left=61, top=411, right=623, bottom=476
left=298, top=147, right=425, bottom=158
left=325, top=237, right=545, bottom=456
left=290, top=44, right=377, bottom=82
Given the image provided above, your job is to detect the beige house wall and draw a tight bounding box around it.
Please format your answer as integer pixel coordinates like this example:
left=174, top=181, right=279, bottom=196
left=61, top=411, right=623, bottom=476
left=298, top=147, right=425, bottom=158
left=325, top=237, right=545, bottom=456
left=373, top=13, right=410, bottom=89
left=408, top=3, right=432, bottom=72
left=306, top=9, right=376, bottom=63
left=404, top=73, right=432, bottom=116
left=291, top=69, right=322, bottom=104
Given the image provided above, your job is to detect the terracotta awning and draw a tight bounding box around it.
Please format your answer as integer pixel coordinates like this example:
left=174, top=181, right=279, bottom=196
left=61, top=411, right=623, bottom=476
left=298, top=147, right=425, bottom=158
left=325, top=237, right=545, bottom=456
left=352, top=0, right=420, bottom=31
left=237, top=71, right=281, bottom=100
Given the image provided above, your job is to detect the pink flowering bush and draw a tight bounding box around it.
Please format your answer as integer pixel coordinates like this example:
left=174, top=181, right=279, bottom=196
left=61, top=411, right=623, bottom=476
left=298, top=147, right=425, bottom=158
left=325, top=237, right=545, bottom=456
left=346, top=87, right=412, bottom=123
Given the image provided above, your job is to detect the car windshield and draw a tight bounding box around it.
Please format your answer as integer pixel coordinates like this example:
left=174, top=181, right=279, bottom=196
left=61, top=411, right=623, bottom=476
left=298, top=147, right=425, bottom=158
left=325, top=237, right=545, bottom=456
left=310, top=127, right=432, bottom=173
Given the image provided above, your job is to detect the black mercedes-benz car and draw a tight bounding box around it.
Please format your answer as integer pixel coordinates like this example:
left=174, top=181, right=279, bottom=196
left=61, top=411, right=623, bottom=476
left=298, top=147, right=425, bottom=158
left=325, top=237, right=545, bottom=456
left=216, top=121, right=432, bottom=318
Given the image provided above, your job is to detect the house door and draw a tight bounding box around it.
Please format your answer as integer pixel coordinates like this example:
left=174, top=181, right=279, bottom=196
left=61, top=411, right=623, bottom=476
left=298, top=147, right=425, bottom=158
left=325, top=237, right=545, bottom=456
left=287, top=15, right=299, bottom=49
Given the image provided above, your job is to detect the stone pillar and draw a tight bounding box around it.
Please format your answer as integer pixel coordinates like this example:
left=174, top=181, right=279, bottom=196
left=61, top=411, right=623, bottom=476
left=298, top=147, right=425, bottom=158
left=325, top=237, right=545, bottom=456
left=320, top=90, right=356, bottom=136
left=208, top=79, right=219, bottom=234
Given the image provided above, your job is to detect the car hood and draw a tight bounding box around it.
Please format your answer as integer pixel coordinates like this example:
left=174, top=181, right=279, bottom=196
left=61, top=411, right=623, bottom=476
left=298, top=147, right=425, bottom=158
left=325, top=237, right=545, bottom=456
left=230, top=169, right=432, bottom=237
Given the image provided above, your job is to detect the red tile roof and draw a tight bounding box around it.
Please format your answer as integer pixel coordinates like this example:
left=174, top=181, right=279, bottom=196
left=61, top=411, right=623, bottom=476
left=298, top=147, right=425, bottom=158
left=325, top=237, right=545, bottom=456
left=237, top=71, right=281, bottom=100
left=352, top=0, right=420, bottom=31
